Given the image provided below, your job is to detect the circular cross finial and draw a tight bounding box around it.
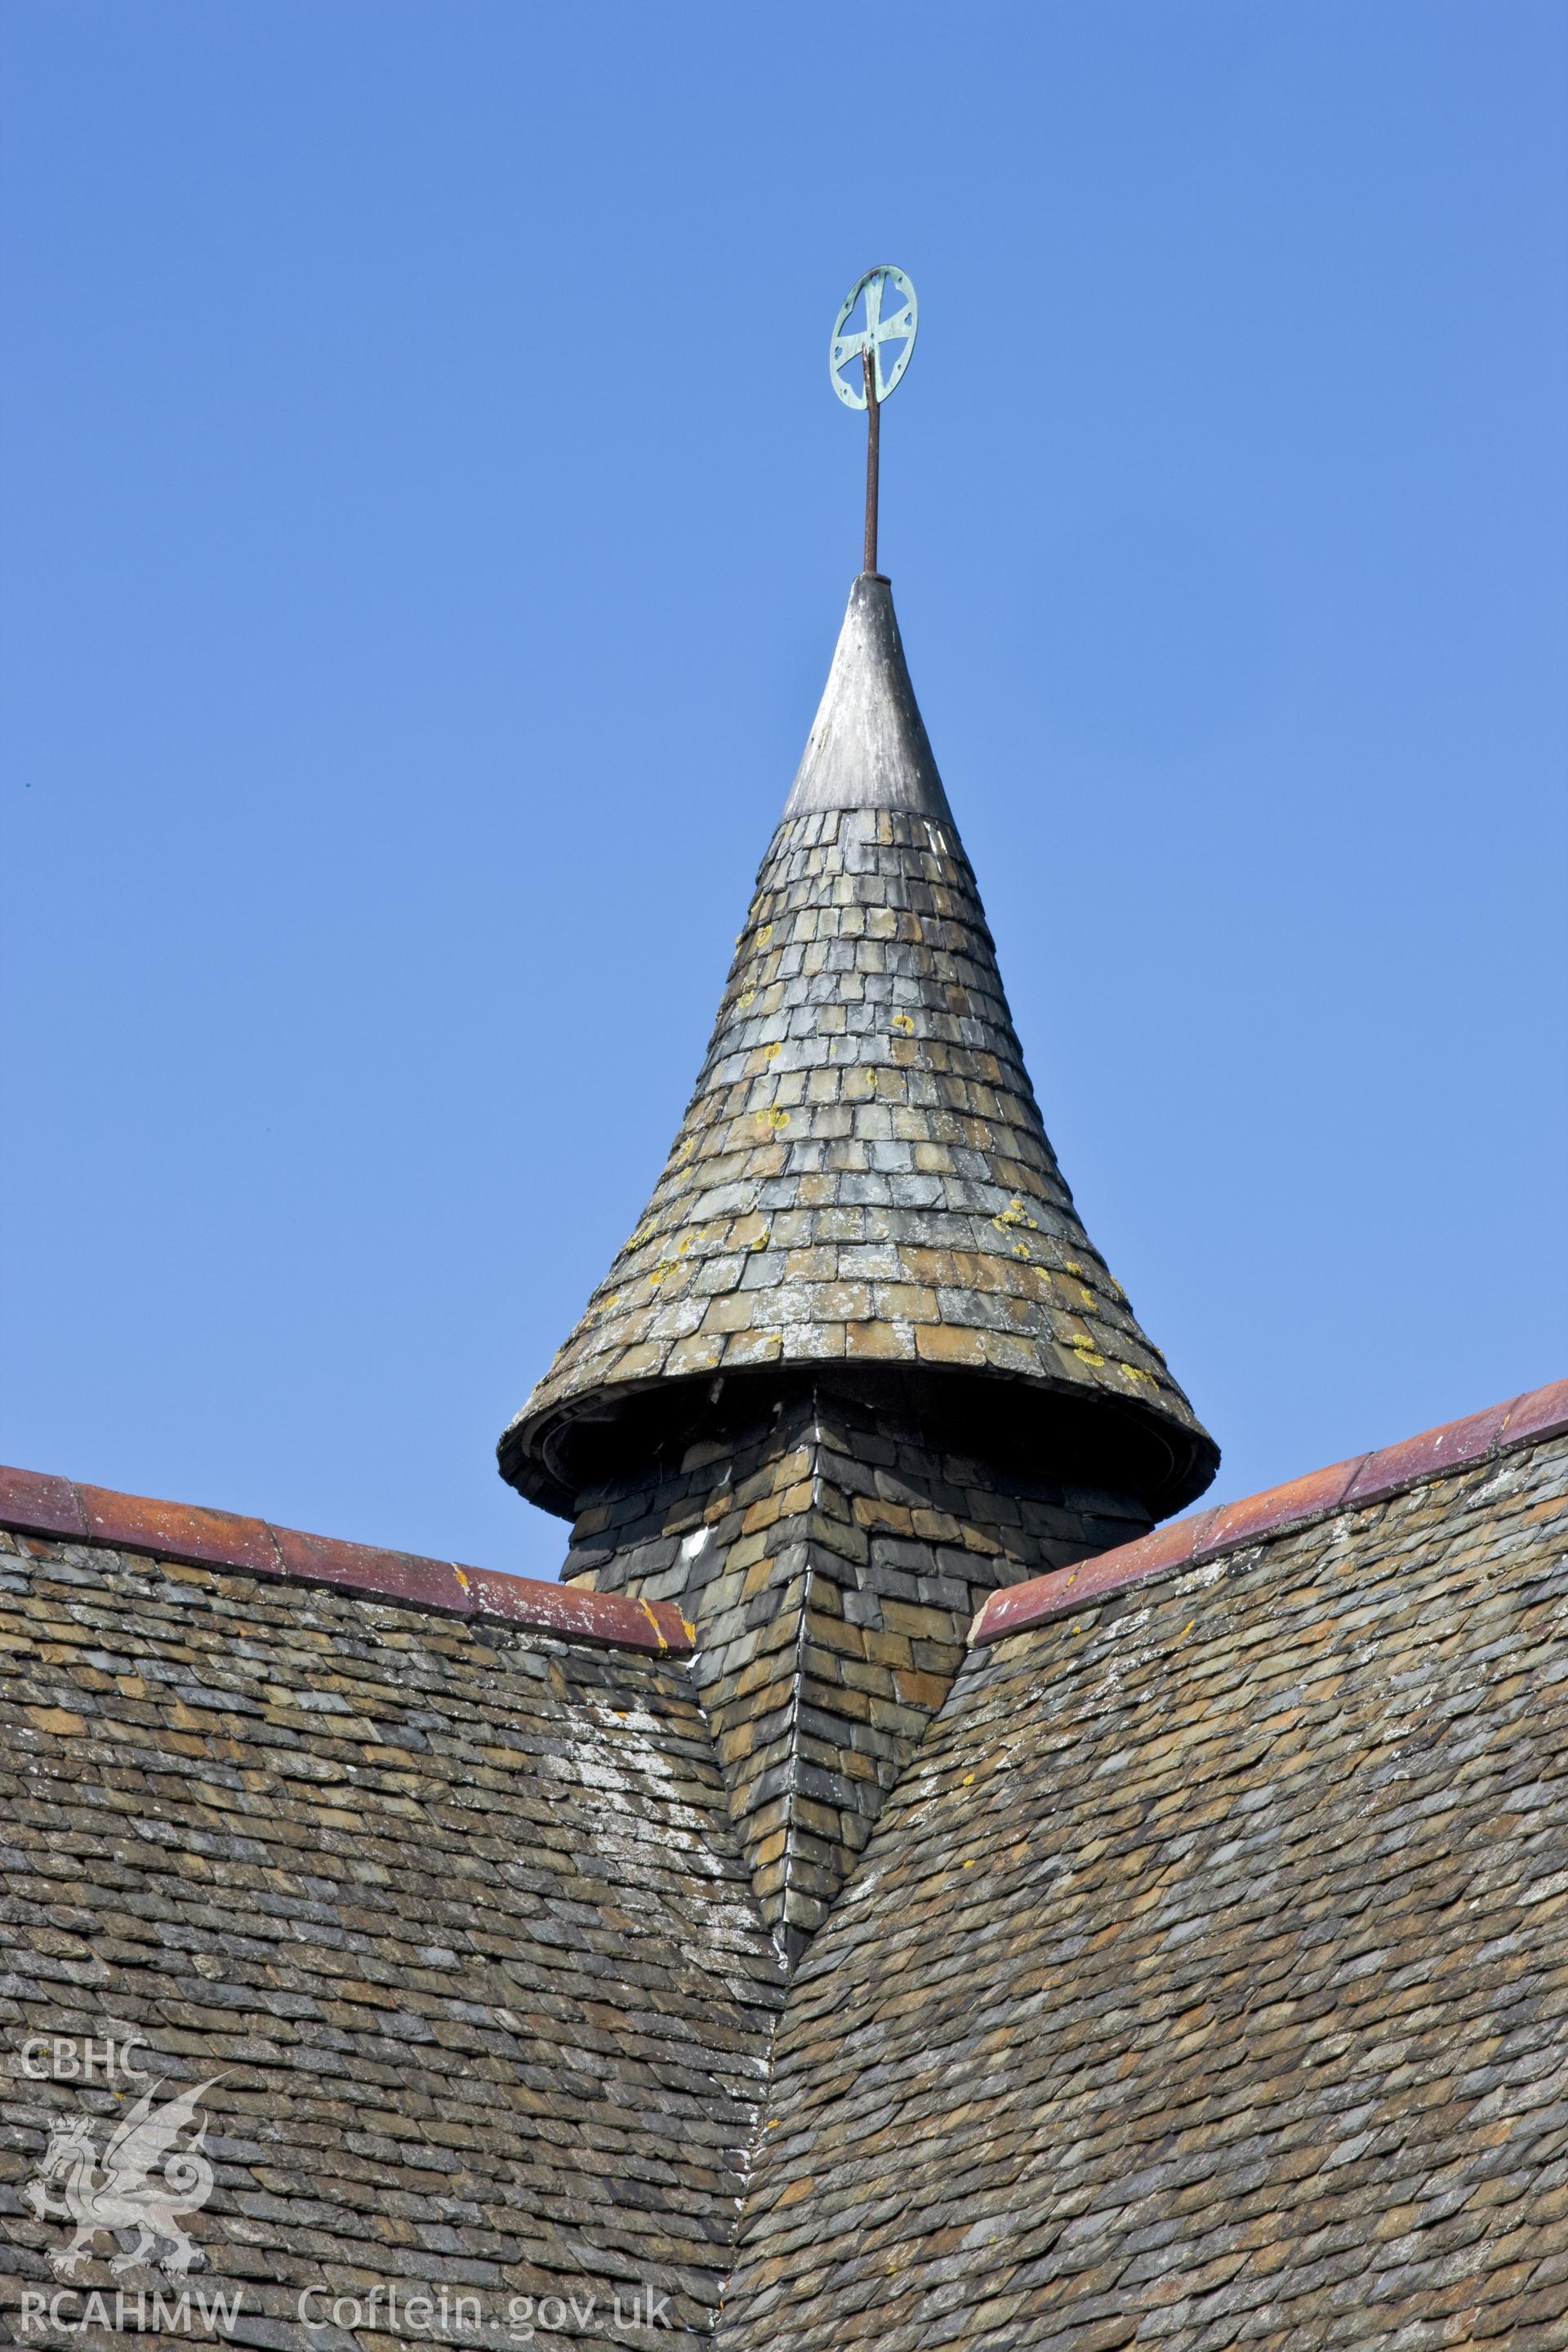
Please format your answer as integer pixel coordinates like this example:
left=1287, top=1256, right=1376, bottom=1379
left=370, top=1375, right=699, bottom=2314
left=830, top=265, right=918, bottom=410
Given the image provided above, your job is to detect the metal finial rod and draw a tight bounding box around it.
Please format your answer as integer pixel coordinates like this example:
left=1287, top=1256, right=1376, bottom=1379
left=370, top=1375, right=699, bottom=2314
left=830, top=265, right=917, bottom=579
left=862, top=351, right=880, bottom=577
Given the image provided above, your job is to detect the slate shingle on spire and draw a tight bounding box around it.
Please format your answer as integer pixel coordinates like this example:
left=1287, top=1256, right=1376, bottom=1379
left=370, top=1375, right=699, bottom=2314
left=500, top=572, right=1217, bottom=1523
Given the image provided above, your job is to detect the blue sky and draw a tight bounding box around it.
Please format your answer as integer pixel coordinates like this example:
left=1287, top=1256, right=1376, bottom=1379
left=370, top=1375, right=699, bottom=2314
left=3, top=2, right=1564, bottom=1582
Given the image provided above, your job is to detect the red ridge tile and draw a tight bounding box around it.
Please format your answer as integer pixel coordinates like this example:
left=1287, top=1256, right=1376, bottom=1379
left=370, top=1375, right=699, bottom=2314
left=971, top=1374, right=1567, bottom=1646
left=1200, top=1456, right=1364, bottom=1555
left=0, top=1465, right=697, bottom=1655
left=1497, top=1377, right=1568, bottom=1450
left=0, top=1468, right=87, bottom=1543
left=1343, top=1401, right=1515, bottom=1507
left=466, top=1568, right=694, bottom=1655
left=268, top=1525, right=473, bottom=1615
left=973, top=1513, right=1217, bottom=1644
left=78, top=1486, right=283, bottom=1578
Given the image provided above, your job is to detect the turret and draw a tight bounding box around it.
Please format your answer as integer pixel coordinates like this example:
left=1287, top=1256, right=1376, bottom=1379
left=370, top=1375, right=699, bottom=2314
left=499, top=274, right=1216, bottom=1961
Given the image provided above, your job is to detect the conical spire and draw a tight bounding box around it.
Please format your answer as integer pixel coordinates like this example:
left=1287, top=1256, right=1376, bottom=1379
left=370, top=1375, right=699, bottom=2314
left=501, top=574, right=1216, bottom=1521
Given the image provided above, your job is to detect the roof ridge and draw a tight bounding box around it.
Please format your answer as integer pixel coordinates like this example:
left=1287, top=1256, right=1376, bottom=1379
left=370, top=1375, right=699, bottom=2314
left=0, top=1465, right=693, bottom=1656
left=971, top=1374, right=1568, bottom=1645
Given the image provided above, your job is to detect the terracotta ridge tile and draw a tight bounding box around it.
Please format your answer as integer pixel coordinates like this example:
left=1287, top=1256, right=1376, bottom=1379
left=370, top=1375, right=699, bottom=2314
left=0, top=1467, right=87, bottom=1544
left=970, top=1373, right=1568, bottom=1646
left=0, top=1464, right=693, bottom=1656
left=80, top=1484, right=286, bottom=1579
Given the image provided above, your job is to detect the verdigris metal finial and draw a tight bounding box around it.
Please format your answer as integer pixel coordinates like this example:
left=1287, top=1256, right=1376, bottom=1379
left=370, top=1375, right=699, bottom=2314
left=829, top=265, right=918, bottom=579
left=829, top=266, right=918, bottom=408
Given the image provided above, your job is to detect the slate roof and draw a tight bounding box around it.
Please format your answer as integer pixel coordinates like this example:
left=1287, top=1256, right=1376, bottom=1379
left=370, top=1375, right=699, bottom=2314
left=501, top=573, right=1217, bottom=1523
left=0, top=1497, right=779, bottom=2350
left=719, top=1398, right=1568, bottom=2351
left=1, top=1379, right=1563, bottom=2350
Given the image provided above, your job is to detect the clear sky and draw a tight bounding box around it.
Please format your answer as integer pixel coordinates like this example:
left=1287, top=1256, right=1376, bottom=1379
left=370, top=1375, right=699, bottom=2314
left=4, top=2, right=1565, bottom=1582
